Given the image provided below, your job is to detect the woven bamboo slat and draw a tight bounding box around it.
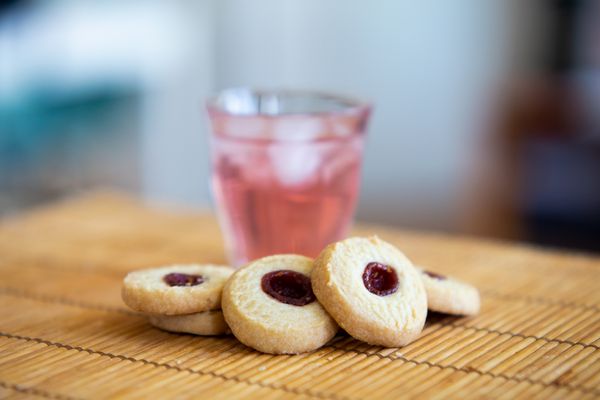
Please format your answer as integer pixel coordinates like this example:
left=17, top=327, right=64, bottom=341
left=0, top=192, right=598, bottom=399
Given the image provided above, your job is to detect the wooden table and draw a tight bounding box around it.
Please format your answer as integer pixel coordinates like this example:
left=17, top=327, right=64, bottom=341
left=0, top=192, right=598, bottom=399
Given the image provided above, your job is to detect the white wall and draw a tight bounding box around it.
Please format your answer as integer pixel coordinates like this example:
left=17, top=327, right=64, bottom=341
left=140, top=0, right=215, bottom=206
left=142, top=0, right=514, bottom=230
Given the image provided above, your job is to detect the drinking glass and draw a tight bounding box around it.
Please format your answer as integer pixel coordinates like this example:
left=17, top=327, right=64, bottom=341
left=207, top=88, right=371, bottom=266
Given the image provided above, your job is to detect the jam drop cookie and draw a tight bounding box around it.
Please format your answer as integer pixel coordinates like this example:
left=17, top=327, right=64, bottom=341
left=312, top=236, right=427, bottom=347
left=222, top=255, right=338, bottom=354
left=148, top=310, right=230, bottom=336
left=122, top=264, right=233, bottom=315
left=418, top=267, right=480, bottom=316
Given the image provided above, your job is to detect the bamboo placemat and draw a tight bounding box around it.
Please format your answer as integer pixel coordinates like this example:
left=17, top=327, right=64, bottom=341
left=0, top=192, right=598, bottom=399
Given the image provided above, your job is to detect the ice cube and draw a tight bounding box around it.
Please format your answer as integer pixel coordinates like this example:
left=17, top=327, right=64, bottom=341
left=224, top=116, right=267, bottom=139
left=269, top=143, right=321, bottom=186
left=272, top=116, right=324, bottom=141
left=330, top=118, right=353, bottom=136
left=323, top=138, right=363, bottom=185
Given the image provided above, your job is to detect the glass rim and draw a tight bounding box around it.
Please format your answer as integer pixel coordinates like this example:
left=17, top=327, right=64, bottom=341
left=206, top=87, right=371, bottom=118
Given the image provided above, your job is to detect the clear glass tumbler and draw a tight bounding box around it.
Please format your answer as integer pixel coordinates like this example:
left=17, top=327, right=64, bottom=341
left=207, top=88, right=371, bottom=266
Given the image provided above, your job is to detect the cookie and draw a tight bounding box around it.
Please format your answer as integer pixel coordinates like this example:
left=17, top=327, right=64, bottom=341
left=122, top=264, right=233, bottom=315
left=417, top=267, right=480, bottom=315
left=148, top=310, right=230, bottom=335
left=222, top=254, right=338, bottom=354
left=312, top=236, right=427, bottom=347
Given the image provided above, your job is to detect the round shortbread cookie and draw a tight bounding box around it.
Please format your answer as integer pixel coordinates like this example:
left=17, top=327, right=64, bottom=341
left=417, top=267, right=480, bottom=316
left=222, top=254, right=338, bottom=354
left=312, top=236, right=427, bottom=347
left=122, top=264, right=233, bottom=315
left=148, top=310, right=230, bottom=335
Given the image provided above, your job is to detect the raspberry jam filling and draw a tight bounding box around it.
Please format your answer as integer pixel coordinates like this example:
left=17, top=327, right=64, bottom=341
left=163, top=273, right=204, bottom=287
left=362, top=262, right=399, bottom=296
left=424, top=270, right=447, bottom=280
left=261, top=270, right=316, bottom=306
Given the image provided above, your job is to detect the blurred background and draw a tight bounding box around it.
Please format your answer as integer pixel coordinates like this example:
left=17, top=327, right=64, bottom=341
left=1, top=0, right=599, bottom=252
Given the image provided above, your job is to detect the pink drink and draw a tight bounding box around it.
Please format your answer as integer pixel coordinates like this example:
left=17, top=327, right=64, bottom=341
left=207, top=89, right=370, bottom=266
